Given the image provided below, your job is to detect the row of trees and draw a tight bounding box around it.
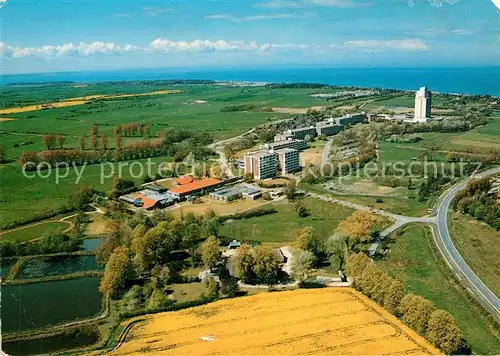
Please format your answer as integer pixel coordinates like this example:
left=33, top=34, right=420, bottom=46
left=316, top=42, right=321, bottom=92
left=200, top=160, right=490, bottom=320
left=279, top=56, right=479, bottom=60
left=21, top=126, right=215, bottom=169
left=346, top=253, right=463, bottom=354
left=42, top=134, right=66, bottom=150
left=454, top=177, right=499, bottom=230
left=232, top=244, right=282, bottom=284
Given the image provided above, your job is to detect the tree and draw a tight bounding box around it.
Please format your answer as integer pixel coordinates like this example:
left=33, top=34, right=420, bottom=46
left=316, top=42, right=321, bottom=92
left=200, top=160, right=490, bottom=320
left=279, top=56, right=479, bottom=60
left=146, top=289, right=173, bottom=311
left=204, top=277, right=220, bottom=299
left=233, top=243, right=255, bottom=283
left=383, top=279, right=405, bottom=314
left=78, top=136, right=86, bottom=151
left=326, top=233, right=348, bottom=271
left=203, top=218, right=220, bottom=238
left=426, top=309, right=462, bottom=354
left=223, top=145, right=235, bottom=161
left=294, top=227, right=321, bottom=256
left=57, top=135, right=65, bottom=149
left=284, top=179, right=297, bottom=200
left=201, top=236, right=222, bottom=271
left=90, top=134, right=98, bottom=150
left=304, top=134, right=313, bottom=142
left=99, top=246, right=132, bottom=298
left=42, top=134, right=57, bottom=150
left=0, top=145, right=7, bottom=163
left=73, top=186, right=94, bottom=211
left=73, top=211, right=90, bottom=237
left=253, top=245, right=281, bottom=284
left=218, top=265, right=239, bottom=297
left=291, top=250, right=315, bottom=283
left=182, top=222, right=201, bottom=260
left=100, top=133, right=108, bottom=150
left=337, top=211, right=381, bottom=243
left=96, top=221, right=131, bottom=265
left=345, top=252, right=371, bottom=282
left=398, top=294, right=435, bottom=335
left=91, top=124, right=98, bottom=137
left=295, top=199, right=309, bottom=217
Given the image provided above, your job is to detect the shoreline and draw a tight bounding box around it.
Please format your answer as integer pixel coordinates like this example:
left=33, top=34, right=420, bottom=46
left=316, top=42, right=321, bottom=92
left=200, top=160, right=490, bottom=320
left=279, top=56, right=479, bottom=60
left=1, top=66, right=499, bottom=96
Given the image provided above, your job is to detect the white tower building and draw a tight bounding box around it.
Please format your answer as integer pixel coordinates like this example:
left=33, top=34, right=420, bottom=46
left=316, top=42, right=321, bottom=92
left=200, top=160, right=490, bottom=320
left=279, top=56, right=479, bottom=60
left=414, top=86, right=432, bottom=123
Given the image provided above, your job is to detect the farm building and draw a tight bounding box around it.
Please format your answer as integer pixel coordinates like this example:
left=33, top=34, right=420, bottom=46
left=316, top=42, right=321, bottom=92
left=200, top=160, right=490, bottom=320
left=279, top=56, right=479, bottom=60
left=209, top=184, right=262, bottom=202
left=119, top=188, right=177, bottom=210
left=169, top=177, right=223, bottom=200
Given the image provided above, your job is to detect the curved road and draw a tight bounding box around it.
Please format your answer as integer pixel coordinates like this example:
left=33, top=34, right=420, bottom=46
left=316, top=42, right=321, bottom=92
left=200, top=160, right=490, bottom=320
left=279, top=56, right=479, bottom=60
left=434, top=167, right=500, bottom=323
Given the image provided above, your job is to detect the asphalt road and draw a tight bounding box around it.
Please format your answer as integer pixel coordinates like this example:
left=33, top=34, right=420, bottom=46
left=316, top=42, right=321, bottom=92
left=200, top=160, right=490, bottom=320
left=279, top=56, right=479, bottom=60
left=434, top=167, right=500, bottom=323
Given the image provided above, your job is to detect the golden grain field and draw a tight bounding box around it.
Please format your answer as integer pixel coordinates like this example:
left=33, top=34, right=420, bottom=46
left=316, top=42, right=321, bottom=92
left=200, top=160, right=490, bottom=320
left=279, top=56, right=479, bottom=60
left=0, top=90, right=182, bottom=115
left=112, top=288, right=441, bottom=355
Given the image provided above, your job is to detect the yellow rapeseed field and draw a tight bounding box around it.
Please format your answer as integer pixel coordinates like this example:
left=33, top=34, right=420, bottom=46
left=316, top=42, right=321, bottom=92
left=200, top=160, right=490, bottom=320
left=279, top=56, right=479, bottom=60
left=0, top=90, right=182, bottom=115
left=112, top=288, right=441, bottom=355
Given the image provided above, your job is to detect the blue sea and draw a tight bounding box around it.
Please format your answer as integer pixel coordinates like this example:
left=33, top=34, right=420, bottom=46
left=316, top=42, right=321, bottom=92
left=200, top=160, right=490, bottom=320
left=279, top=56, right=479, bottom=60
left=1, top=66, right=499, bottom=96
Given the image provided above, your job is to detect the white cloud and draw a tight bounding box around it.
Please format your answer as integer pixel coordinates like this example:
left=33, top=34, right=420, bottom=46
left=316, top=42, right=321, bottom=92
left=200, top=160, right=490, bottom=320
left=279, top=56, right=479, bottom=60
left=112, top=13, right=131, bottom=18
left=205, top=12, right=314, bottom=22
left=149, top=38, right=274, bottom=53
left=143, top=7, right=172, bottom=16
left=410, top=28, right=476, bottom=36
left=450, top=29, right=476, bottom=36
left=254, top=0, right=301, bottom=8
left=307, top=0, right=372, bottom=7
left=1, top=41, right=142, bottom=58
left=343, top=39, right=429, bottom=51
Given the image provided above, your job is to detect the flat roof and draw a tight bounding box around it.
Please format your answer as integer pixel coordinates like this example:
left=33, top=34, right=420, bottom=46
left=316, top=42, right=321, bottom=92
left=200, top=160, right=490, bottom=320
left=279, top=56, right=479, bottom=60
left=275, top=148, right=298, bottom=154
left=170, top=178, right=222, bottom=195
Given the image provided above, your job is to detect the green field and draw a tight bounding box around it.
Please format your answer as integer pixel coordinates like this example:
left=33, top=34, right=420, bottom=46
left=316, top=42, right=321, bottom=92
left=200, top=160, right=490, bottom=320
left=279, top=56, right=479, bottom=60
left=0, top=221, right=71, bottom=242
left=220, top=197, right=355, bottom=243
left=301, top=183, right=429, bottom=217
left=450, top=213, right=500, bottom=296
left=377, top=224, right=500, bottom=355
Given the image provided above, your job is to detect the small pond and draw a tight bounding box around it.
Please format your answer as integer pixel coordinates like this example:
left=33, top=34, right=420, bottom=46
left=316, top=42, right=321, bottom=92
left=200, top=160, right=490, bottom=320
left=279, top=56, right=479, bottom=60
left=2, top=326, right=100, bottom=355
left=0, top=259, right=16, bottom=278
left=82, top=238, right=104, bottom=252
left=1, top=276, right=103, bottom=333
left=18, top=255, right=102, bottom=280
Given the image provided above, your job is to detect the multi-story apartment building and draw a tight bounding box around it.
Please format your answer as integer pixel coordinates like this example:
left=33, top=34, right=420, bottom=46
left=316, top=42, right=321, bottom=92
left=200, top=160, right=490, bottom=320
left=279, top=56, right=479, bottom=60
left=315, top=118, right=345, bottom=136
left=268, top=139, right=308, bottom=151
left=276, top=148, right=300, bottom=174
left=244, top=150, right=278, bottom=180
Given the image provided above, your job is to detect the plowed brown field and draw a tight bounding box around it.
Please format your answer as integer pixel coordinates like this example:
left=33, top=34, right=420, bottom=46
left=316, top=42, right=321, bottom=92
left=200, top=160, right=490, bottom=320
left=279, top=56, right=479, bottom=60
left=112, top=288, right=441, bottom=355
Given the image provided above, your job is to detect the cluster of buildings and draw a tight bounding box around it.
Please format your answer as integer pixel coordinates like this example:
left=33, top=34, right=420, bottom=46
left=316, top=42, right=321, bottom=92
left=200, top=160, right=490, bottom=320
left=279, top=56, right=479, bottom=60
left=243, top=113, right=366, bottom=180
left=120, top=176, right=225, bottom=210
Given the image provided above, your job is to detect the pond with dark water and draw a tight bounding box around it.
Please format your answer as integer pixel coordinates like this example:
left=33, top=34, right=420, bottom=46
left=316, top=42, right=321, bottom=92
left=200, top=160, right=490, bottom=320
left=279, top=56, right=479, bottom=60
left=18, top=255, right=102, bottom=279
left=1, top=276, right=103, bottom=333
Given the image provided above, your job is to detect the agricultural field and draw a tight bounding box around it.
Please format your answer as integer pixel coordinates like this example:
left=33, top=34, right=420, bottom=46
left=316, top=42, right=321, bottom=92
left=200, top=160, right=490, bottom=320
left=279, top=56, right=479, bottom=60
left=377, top=224, right=500, bottom=355
left=0, top=220, right=71, bottom=242
left=220, top=197, right=355, bottom=243
left=450, top=212, right=500, bottom=297
left=113, top=288, right=439, bottom=355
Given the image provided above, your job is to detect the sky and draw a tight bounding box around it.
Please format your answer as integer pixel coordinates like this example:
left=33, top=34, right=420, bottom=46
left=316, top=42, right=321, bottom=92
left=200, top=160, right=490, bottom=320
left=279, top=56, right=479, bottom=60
left=0, top=0, right=499, bottom=74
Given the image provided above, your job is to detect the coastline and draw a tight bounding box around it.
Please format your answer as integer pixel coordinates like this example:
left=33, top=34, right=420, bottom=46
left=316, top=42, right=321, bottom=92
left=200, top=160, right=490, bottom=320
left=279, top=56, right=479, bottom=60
left=1, top=66, right=499, bottom=96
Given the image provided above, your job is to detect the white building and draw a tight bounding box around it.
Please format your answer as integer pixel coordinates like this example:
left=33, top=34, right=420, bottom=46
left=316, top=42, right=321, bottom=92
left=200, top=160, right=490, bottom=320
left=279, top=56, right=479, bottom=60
left=414, top=86, right=432, bottom=123
left=244, top=150, right=278, bottom=180
left=276, top=148, right=300, bottom=174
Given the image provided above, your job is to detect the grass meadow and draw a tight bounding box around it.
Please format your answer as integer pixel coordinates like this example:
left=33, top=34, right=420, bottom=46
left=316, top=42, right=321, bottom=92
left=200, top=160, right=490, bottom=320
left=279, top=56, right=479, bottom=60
left=0, top=221, right=71, bottom=242
left=377, top=224, right=500, bottom=355
left=450, top=212, right=500, bottom=297
left=220, top=197, right=355, bottom=244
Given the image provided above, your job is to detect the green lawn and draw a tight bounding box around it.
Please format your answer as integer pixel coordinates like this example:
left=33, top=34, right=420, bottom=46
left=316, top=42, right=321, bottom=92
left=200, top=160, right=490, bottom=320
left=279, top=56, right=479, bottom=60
left=450, top=212, right=500, bottom=296
left=220, top=197, right=355, bottom=243
left=377, top=224, right=500, bottom=355
left=170, top=282, right=206, bottom=303
left=0, top=221, right=71, bottom=242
